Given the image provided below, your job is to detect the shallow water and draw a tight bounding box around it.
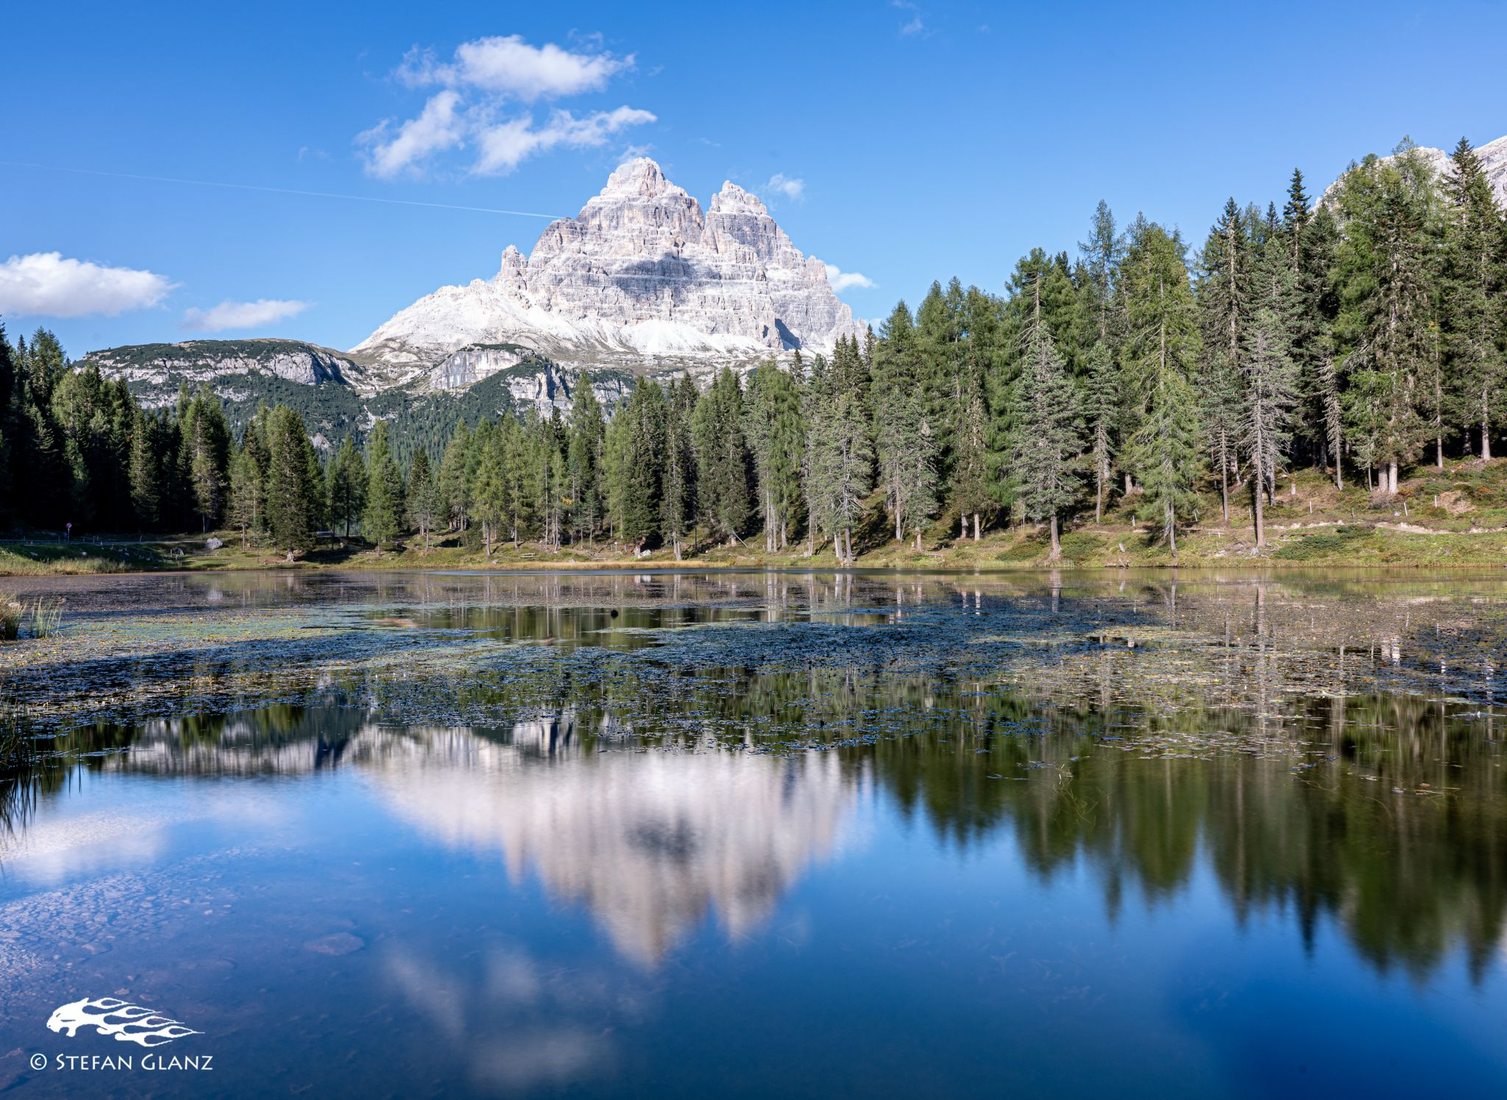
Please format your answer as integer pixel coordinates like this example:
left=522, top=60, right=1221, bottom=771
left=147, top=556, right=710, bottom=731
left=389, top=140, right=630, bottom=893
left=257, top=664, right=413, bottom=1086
left=2, top=569, right=1506, bottom=1097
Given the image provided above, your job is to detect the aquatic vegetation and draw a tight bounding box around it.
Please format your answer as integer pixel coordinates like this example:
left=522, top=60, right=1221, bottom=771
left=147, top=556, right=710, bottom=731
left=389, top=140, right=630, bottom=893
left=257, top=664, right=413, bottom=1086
left=28, top=597, right=64, bottom=638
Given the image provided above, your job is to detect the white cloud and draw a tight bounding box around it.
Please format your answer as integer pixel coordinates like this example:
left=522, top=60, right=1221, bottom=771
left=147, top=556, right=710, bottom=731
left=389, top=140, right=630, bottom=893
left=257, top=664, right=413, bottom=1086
left=365, top=35, right=651, bottom=178
left=474, top=107, right=657, bottom=175
left=183, top=298, right=309, bottom=333
left=763, top=173, right=805, bottom=202
left=449, top=35, right=632, bottom=100
left=900, top=15, right=925, bottom=35
left=822, top=263, right=875, bottom=293
left=361, top=89, right=465, bottom=178
left=0, top=252, right=173, bottom=318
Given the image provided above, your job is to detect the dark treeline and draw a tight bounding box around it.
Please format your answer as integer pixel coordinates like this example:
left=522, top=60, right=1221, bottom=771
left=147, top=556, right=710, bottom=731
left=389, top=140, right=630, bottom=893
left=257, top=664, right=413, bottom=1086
left=3, top=137, right=1503, bottom=559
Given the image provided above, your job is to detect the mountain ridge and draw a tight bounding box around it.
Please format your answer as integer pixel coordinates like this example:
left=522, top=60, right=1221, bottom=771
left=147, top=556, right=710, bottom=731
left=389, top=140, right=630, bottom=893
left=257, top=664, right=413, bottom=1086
left=352, top=157, right=862, bottom=384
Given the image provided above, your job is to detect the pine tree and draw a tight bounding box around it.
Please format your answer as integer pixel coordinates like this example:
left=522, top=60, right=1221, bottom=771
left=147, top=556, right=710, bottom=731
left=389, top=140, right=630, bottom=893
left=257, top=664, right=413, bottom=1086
left=436, top=421, right=472, bottom=533
left=362, top=421, right=405, bottom=548
left=179, top=388, right=230, bottom=531
left=661, top=377, right=697, bottom=559
left=745, top=362, right=805, bottom=551
left=872, top=303, right=938, bottom=542
left=227, top=445, right=262, bottom=546
left=691, top=368, right=752, bottom=543
left=1195, top=199, right=1255, bottom=522
left=264, top=406, right=319, bottom=556
left=1077, top=201, right=1128, bottom=506
left=128, top=407, right=163, bottom=529
left=1120, top=222, right=1205, bottom=554
left=1332, top=142, right=1439, bottom=494
left=470, top=422, right=505, bottom=556
left=1010, top=311, right=1084, bottom=559
left=567, top=379, right=606, bottom=540
left=1280, top=169, right=1342, bottom=482
left=805, top=345, right=873, bottom=564
left=1440, top=138, right=1506, bottom=459
left=604, top=380, right=665, bottom=549
left=406, top=448, right=440, bottom=551
left=327, top=437, right=367, bottom=538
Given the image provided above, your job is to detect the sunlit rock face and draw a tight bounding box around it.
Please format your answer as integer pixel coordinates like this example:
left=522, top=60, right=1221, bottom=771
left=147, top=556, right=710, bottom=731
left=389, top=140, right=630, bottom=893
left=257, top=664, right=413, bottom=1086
left=352, top=158, right=861, bottom=383
left=361, top=717, right=855, bottom=965
left=84, top=340, right=369, bottom=405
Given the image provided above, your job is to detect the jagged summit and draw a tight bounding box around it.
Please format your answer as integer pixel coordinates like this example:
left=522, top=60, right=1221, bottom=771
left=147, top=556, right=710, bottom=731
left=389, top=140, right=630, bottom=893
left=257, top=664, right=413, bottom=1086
left=352, top=157, right=861, bottom=387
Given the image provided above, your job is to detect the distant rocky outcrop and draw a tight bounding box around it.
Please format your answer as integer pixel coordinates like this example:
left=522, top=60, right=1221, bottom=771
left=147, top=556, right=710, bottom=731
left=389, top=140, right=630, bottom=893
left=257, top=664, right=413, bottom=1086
left=85, top=339, right=371, bottom=403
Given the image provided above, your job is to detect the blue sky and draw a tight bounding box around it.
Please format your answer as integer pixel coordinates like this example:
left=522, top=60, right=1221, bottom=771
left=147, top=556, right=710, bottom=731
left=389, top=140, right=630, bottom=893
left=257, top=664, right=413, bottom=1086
left=3, top=0, right=1504, bottom=358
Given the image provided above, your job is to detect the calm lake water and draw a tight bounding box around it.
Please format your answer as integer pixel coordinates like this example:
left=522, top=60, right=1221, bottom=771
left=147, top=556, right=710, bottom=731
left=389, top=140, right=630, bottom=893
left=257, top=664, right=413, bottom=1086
left=2, top=569, right=1506, bottom=1097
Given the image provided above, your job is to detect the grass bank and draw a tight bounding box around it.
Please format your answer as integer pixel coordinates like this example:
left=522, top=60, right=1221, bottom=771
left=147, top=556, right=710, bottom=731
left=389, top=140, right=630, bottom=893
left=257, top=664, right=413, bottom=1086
left=4, top=459, right=1506, bottom=576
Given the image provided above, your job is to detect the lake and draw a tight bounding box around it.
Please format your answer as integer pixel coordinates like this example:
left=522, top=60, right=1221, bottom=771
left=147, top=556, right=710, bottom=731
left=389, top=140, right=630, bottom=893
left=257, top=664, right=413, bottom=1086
left=1, top=569, right=1505, bottom=1097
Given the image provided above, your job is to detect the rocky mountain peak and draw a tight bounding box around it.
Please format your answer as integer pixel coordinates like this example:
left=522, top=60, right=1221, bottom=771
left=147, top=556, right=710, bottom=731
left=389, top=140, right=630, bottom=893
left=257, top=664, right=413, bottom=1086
left=353, top=158, right=862, bottom=385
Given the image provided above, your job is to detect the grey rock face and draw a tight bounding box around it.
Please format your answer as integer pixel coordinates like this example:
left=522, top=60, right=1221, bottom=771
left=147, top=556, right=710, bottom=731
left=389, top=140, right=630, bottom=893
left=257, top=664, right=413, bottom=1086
left=86, top=340, right=369, bottom=403
left=353, top=158, right=862, bottom=377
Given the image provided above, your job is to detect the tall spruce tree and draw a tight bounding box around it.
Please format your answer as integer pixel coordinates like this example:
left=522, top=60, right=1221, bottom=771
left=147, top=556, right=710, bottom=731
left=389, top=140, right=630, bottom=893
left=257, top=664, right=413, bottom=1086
left=406, top=448, right=439, bottom=551
left=872, top=303, right=938, bottom=542
left=362, top=421, right=404, bottom=548
left=1120, top=222, right=1205, bottom=554
left=1195, top=199, right=1255, bottom=522
left=690, top=368, right=752, bottom=543
left=661, top=376, right=697, bottom=559
left=745, top=362, right=805, bottom=551
left=1009, top=309, right=1084, bottom=559
left=1440, top=138, right=1506, bottom=459
left=264, top=406, right=320, bottom=556
left=805, top=346, right=873, bottom=565
left=567, top=380, right=607, bottom=540
left=327, top=437, right=367, bottom=538
left=1332, top=143, right=1439, bottom=494
left=604, top=379, right=665, bottom=549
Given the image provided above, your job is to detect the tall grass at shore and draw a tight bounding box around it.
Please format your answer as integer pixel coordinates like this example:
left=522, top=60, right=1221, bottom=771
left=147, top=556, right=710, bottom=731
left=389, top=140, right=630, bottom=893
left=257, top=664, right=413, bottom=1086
left=0, top=593, right=66, bottom=640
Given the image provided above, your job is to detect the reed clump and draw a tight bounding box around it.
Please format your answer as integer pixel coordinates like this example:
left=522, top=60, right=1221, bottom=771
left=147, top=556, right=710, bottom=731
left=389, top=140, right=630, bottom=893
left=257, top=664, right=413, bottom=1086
left=0, top=593, right=64, bottom=640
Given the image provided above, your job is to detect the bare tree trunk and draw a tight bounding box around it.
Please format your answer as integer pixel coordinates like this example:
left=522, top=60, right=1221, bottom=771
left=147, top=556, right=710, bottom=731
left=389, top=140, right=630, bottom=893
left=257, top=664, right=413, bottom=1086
left=1048, top=513, right=1061, bottom=561
left=972, top=512, right=980, bottom=541
left=1253, top=474, right=1265, bottom=549
left=1219, top=434, right=1230, bottom=524
left=1483, top=390, right=1493, bottom=461
left=1388, top=461, right=1399, bottom=496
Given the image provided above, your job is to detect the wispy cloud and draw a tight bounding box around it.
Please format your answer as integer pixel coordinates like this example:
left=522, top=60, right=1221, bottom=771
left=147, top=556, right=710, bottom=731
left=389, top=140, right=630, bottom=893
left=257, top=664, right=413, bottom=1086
left=473, top=107, right=657, bottom=175
left=822, top=262, right=875, bottom=293
left=762, top=173, right=805, bottom=202
left=893, top=0, right=926, bottom=36
left=0, top=252, right=173, bottom=317
left=361, top=89, right=465, bottom=179
left=183, top=298, right=309, bottom=333
left=362, top=34, right=654, bottom=178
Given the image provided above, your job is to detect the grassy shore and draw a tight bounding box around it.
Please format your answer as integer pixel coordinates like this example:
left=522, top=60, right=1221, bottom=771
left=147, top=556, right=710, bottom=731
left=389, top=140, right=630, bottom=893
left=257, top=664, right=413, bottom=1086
left=4, top=459, right=1506, bottom=576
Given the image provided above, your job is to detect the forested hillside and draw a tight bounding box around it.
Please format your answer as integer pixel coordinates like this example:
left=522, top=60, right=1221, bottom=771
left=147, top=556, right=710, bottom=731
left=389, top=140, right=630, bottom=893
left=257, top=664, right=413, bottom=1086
left=2, top=137, right=1503, bottom=564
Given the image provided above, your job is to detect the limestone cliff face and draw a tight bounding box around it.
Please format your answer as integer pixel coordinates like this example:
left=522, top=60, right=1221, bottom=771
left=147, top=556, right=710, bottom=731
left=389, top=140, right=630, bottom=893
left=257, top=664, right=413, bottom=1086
left=86, top=339, right=365, bottom=398
left=353, top=158, right=862, bottom=383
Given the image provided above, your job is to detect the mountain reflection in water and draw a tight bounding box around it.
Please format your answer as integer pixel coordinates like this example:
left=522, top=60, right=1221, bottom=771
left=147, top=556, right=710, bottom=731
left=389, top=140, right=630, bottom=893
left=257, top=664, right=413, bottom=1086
left=19, top=681, right=1500, bottom=982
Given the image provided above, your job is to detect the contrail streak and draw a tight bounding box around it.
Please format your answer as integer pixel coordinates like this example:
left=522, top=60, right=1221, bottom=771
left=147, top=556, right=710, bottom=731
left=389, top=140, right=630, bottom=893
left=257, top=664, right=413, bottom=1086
left=0, top=161, right=568, bottom=219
